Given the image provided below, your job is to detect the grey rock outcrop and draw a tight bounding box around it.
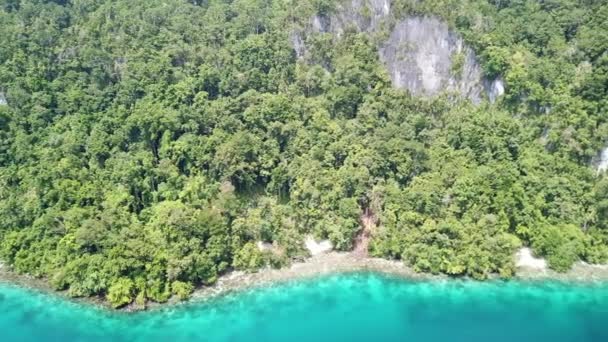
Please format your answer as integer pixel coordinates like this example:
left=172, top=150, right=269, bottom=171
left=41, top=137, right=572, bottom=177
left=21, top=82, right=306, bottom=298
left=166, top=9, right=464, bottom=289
left=486, top=77, right=505, bottom=103
left=378, top=16, right=485, bottom=101
left=594, top=146, right=608, bottom=174
left=292, top=0, right=502, bottom=103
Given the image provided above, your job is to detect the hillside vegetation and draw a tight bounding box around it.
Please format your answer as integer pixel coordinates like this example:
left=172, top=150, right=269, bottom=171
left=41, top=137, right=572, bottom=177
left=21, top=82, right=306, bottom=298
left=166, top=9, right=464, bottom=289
left=0, top=0, right=607, bottom=307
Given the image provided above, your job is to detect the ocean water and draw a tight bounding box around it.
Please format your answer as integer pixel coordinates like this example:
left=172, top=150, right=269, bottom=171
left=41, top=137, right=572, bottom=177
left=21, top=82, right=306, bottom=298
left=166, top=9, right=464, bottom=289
left=1, top=273, right=607, bottom=342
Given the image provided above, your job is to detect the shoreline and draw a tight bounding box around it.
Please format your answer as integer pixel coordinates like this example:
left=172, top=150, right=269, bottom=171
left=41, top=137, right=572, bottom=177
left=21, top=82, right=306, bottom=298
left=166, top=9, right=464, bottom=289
left=189, top=252, right=608, bottom=308
left=2, top=252, right=608, bottom=312
left=189, top=252, right=443, bottom=306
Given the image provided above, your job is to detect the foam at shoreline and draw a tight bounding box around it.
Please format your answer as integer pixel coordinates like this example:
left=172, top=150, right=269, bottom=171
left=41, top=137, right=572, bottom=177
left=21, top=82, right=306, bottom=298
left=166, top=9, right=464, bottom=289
left=2, top=251, right=608, bottom=311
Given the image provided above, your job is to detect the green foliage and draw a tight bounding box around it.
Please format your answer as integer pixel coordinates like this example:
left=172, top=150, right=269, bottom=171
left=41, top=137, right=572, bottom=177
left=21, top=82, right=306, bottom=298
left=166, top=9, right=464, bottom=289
left=171, top=280, right=194, bottom=301
left=531, top=224, right=586, bottom=272
left=107, top=278, right=135, bottom=308
left=0, top=0, right=607, bottom=307
left=451, top=52, right=465, bottom=78
left=233, top=242, right=266, bottom=272
left=146, top=279, right=172, bottom=303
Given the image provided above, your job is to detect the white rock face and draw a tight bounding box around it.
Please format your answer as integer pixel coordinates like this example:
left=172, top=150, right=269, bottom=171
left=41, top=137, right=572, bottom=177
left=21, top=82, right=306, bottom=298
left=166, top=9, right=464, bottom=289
left=595, top=147, right=608, bottom=174
left=292, top=0, right=500, bottom=103
left=486, top=77, right=505, bottom=103
left=305, top=236, right=333, bottom=255
left=256, top=241, right=274, bottom=252
left=515, top=247, right=547, bottom=270
left=379, top=17, right=484, bottom=102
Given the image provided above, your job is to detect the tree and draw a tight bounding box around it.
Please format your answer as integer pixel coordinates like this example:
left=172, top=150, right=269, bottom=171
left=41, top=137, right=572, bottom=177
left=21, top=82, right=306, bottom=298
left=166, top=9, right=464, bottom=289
left=107, top=278, right=135, bottom=308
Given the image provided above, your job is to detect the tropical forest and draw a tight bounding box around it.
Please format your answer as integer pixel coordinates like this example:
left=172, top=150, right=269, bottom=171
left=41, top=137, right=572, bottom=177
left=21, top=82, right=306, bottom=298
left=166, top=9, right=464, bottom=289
left=0, top=0, right=607, bottom=308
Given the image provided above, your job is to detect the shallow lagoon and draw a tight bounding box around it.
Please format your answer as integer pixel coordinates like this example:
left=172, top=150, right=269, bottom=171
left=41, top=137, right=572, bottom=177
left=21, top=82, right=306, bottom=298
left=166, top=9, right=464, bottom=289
left=1, top=273, right=607, bottom=341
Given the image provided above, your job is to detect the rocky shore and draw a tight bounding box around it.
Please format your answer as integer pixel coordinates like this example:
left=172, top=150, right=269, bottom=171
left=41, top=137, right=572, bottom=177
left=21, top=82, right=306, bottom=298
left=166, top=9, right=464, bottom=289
left=191, top=252, right=442, bottom=303
left=191, top=250, right=608, bottom=306
left=2, top=251, right=608, bottom=312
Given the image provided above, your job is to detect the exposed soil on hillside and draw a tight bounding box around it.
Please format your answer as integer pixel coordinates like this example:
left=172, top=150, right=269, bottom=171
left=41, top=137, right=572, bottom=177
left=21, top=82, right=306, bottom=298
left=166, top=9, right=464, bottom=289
left=353, top=208, right=377, bottom=257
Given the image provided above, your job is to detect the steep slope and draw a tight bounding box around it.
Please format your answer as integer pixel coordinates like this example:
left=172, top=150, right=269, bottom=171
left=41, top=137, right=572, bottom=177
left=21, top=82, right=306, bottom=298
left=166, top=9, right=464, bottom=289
left=292, top=0, right=504, bottom=103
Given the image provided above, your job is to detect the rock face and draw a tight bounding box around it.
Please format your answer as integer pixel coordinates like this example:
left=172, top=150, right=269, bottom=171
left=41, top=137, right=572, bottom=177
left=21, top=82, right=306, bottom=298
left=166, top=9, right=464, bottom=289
left=515, top=247, right=547, bottom=270
left=293, top=0, right=502, bottom=103
left=256, top=241, right=274, bottom=252
left=379, top=17, right=485, bottom=102
left=594, top=146, right=608, bottom=174
left=486, top=77, right=505, bottom=103
left=304, top=236, right=333, bottom=256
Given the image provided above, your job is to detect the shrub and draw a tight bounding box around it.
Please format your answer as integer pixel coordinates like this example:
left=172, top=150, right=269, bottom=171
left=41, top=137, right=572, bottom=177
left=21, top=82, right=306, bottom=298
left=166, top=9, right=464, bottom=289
left=532, top=224, right=586, bottom=272
left=107, top=278, right=134, bottom=308
left=171, top=281, right=194, bottom=301
left=233, top=242, right=265, bottom=271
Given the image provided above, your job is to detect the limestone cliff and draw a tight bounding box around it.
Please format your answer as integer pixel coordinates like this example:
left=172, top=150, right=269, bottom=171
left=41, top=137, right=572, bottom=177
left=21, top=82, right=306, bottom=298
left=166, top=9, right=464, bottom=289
left=292, top=0, right=504, bottom=103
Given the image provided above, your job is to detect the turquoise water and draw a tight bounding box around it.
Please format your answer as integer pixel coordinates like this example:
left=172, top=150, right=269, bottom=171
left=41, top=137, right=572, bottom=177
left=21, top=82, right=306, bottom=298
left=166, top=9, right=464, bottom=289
left=1, top=273, right=607, bottom=341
